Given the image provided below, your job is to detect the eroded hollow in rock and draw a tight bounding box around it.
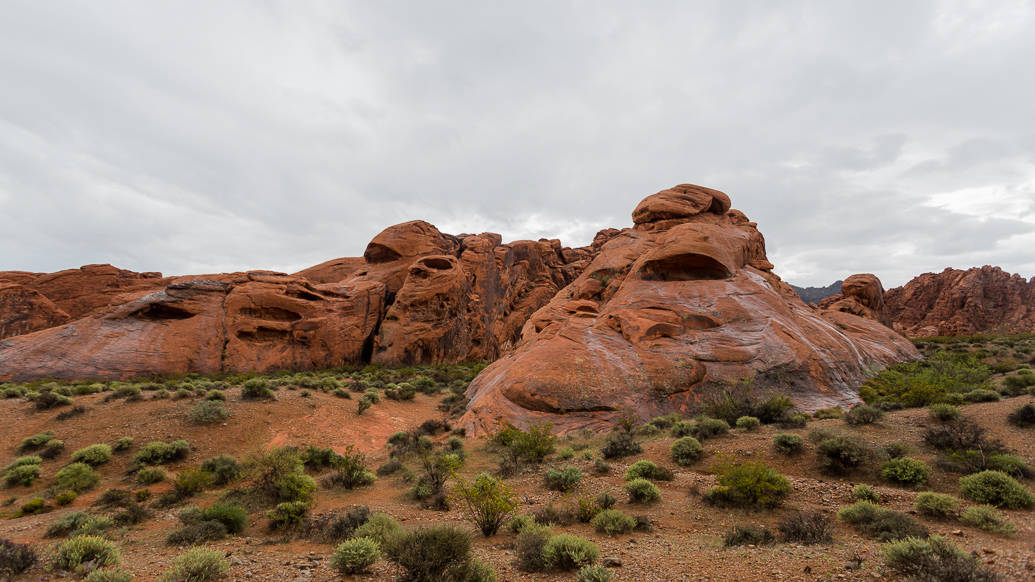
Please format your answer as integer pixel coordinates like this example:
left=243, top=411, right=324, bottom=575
left=236, top=327, right=292, bottom=342
left=363, top=243, right=402, bottom=263
left=237, top=307, right=303, bottom=322
left=419, top=257, right=454, bottom=270
left=638, top=253, right=730, bottom=281
left=130, top=303, right=196, bottom=321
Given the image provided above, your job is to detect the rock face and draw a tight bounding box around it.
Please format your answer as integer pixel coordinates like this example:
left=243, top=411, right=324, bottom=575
left=460, top=185, right=919, bottom=434
left=0, top=223, right=589, bottom=381
left=817, top=274, right=892, bottom=327
left=885, top=266, right=1035, bottom=337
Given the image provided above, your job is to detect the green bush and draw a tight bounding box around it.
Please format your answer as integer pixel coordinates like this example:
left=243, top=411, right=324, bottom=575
left=55, top=490, right=77, bottom=505
left=963, top=389, right=999, bottom=403
left=860, top=351, right=993, bottom=407
left=576, top=564, right=614, bottom=582
left=331, top=537, right=380, bottom=575
left=357, top=395, right=373, bottom=414
left=384, top=525, right=482, bottom=581
left=881, top=457, right=931, bottom=486
left=188, top=401, right=231, bottom=424
left=735, top=416, right=761, bottom=430
left=453, top=473, right=519, bottom=536
left=691, top=417, right=730, bottom=440
left=496, top=422, right=556, bottom=466
left=323, top=446, right=376, bottom=490
left=16, top=497, right=47, bottom=516
left=17, top=431, right=55, bottom=453
left=166, top=519, right=227, bottom=545
left=914, top=492, right=960, bottom=519
left=198, top=503, right=247, bottom=534
left=853, top=484, right=880, bottom=502
left=958, top=470, right=1035, bottom=509
left=133, top=440, right=190, bottom=466
left=45, top=512, right=112, bottom=538
left=591, top=509, right=635, bottom=536
left=196, top=455, right=238, bottom=486
left=52, top=535, right=120, bottom=570
left=556, top=447, right=575, bottom=460
left=959, top=505, right=1014, bottom=534
left=353, top=513, right=402, bottom=546
left=542, top=534, right=599, bottom=571
left=241, top=378, right=275, bottom=400
left=160, top=548, right=228, bottom=582
left=267, top=501, right=309, bottom=530
left=722, top=524, right=774, bottom=547
left=112, top=437, right=134, bottom=452
left=3, top=463, right=41, bottom=487
left=136, top=467, right=166, bottom=485
left=515, top=522, right=552, bottom=571
left=816, top=435, right=870, bottom=474
left=838, top=501, right=928, bottom=541
left=812, top=407, right=843, bottom=419
left=670, top=421, right=694, bottom=437
left=773, top=434, right=804, bottom=455
left=56, top=463, right=101, bottom=492
left=71, top=444, right=113, bottom=467
left=84, top=569, right=133, bottom=582
left=669, top=436, right=703, bottom=466
left=623, top=460, right=672, bottom=482
left=33, top=390, right=72, bottom=410
left=844, top=404, right=883, bottom=425
left=600, top=427, right=641, bottom=459
left=928, top=403, right=961, bottom=422
left=699, top=389, right=795, bottom=425
left=883, top=535, right=999, bottom=582
left=623, top=478, right=660, bottom=503
left=777, top=511, right=833, bottom=544
left=0, top=538, right=37, bottom=579
left=1007, top=402, right=1035, bottom=427
left=173, top=468, right=213, bottom=498
left=704, top=461, right=791, bottom=509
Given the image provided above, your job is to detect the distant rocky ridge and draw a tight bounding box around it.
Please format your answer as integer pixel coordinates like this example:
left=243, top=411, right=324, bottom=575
left=790, top=280, right=842, bottom=304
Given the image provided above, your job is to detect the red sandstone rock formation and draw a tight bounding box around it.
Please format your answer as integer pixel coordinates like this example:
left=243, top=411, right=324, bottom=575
left=817, top=274, right=892, bottom=327
left=0, top=223, right=589, bottom=380
left=460, top=185, right=919, bottom=434
left=885, top=266, right=1035, bottom=337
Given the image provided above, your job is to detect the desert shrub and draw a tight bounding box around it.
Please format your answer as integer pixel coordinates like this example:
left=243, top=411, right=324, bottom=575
left=136, top=467, right=166, bottom=485
left=691, top=417, right=730, bottom=440
left=574, top=497, right=602, bottom=523
left=56, top=490, right=77, bottom=505
left=816, top=435, right=871, bottom=474
left=300, top=506, right=370, bottom=542
left=56, top=463, right=101, bottom=492
left=515, top=522, right=553, bottom=571
left=166, top=519, right=227, bottom=545
left=133, top=440, right=190, bottom=466
left=52, top=535, right=120, bottom=570
left=385, top=383, right=417, bottom=401
left=241, top=378, right=274, bottom=400
left=860, top=351, right=993, bottom=407
left=376, top=459, right=403, bottom=476
left=780, top=413, right=809, bottom=428
left=600, top=427, right=641, bottom=459
left=622, top=460, right=668, bottom=482
left=323, top=446, right=376, bottom=490
left=160, top=548, right=228, bottom=582
left=576, top=564, right=614, bottom=582
left=200, top=455, right=241, bottom=485
left=844, top=404, right=883, bottom=425
left=331, top=537, right=380, bottom=575
left=591, top=509, right=636, bottom=536
left=838, top=501, right=928, bottom=541
left=173, top=468, right=213, bottom=498
left=963, top=389, right=1000, bottom=403
left=33, top=390, right=72, bottom=410
left=496, top=422, right=556, bottom=466
left=203, top=389, right=226, bottom=401
left=353, top=512, right=402, bottom=545
left=958, top=470, right=1034, bottom=509
left=648, top=413, right=682, bottom=430
left=18, top=431, right=55, bottom=453
left=83, top=569, right=132, bottom=582
left=301, top=445, right=342, bottom=470
left=112, top=501, right=149, bottom=526
left=723, top=524, right=774, bottom=547
left=0, top=538, right=36, bottom=578
left=883, top=535, right=1000, bottom=582
left=198, top=503, right=247, bottom=534
left=959, top=505, right=1015, bottom=534
left=71, top=444, right=113, bottom=467
left=773, top=433, right=804, bottom=455
left=735, top=416, right=761, bottom=431
left=592, top=458, right=611, bottom=475
left=670, top=436, right=703, bottom=466
left=41, top=439, right=65, bottom=459
left=881, top=457, right=931, bottom=487
left=853, top=484, right=880, bottom=502
left=94, top=488, right=133, bottom=508
left=172, top=388, right=191, bottom=400
left=188, top=401, right=230, bottom=424
left=243, top=447, right=315, bottom=505
left=624, top=478, right=660, bottom=503
left=267, top=501, right=309, bottom=530
left=929, top=403, right=961, bottom=422
left=542, top=534, right=599, bottom=571
left=914, top=492, right=960, bottom=519
left=3, top=463, right=41, bottom=487
left=1007, top=402, right=1035, bottom=428
left=883, top=442, right=912, bottom=459
left=700, top=388, right=795, bottom=424
left=556, top=446, right=575, bottom=460
left=507, top=513, right=536, bottom=534
left=777, top=511, right=833, bottom=544
left=812, top=407, right=843, bottom=419
left=670, top=421, right=694, bottom=437
left=704, top=461, right=791, bottom=509
left=45, top=512, right=112, bottom=538
left=453, top=473, right=519, bottom=536
left=384, top=524, right=482, bottom=581
left=357, top=395, right=373, bottom=415
left=16, top=497, right=47, bottom=516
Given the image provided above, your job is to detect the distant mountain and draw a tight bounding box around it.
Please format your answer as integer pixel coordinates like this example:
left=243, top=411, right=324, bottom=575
left=790, top=280, right=843, bottom=304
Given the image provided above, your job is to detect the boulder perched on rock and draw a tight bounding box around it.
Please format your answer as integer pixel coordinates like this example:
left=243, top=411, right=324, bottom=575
left=460, top=185, right=919, bottom=434
left=817, top=274, right=891, bottom=327
left=885, top=266, right=1035, bottom=336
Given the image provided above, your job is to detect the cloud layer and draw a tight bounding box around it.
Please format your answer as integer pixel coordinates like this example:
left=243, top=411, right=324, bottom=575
left=1, top=1, right=1033, bottom=287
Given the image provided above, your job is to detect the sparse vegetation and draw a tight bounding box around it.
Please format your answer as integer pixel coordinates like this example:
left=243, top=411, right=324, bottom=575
left=670, top=436, right=703, bottom=465
left=453, top=473, right=519, bottom=536
left=773, top=434, right=804, bottom=455
left=623, top=478, right=660, bottom=503
left=958, top=470, right=1035, bottom=509
left=777, top=511, right=833, bottom=544
left=160, top=548, right=228, bottom=582
left=52, top=535, right=120, bottom=571
left=883, top=535, right=1000, bottom=582
left=331, top=537, right=380, bottom=575
left=914, top=492, right=960, bottom=519
left=838, top=501, right=928, bottom=541
left=881, top=457, right=931, bottom=487
left=704, top=461, right=790, bottom=508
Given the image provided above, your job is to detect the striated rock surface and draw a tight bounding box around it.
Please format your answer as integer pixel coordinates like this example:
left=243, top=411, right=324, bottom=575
left=0, top=223, right=589, bottom=380
left=817, top=274, right=892, bottom=327
left=460, top=185, right=919, bottom=434
left=885, top=266, right=1035, bottom=337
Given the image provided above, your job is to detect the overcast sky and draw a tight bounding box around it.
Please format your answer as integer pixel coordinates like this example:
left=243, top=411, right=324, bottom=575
left=1, top=1, right=1033, bottom=287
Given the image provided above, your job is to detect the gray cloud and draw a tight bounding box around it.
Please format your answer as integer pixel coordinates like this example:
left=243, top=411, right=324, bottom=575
left=1, top=1, right=1033, bottom=288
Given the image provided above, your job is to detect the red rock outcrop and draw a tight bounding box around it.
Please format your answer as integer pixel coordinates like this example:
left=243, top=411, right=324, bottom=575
left=0, top=223, right=590, bottom=380
left=817, top=274, right=892, bottom=327
left=885, top=266, right=1035, bottom=337
left=460, top=185, right=919, bottom=434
